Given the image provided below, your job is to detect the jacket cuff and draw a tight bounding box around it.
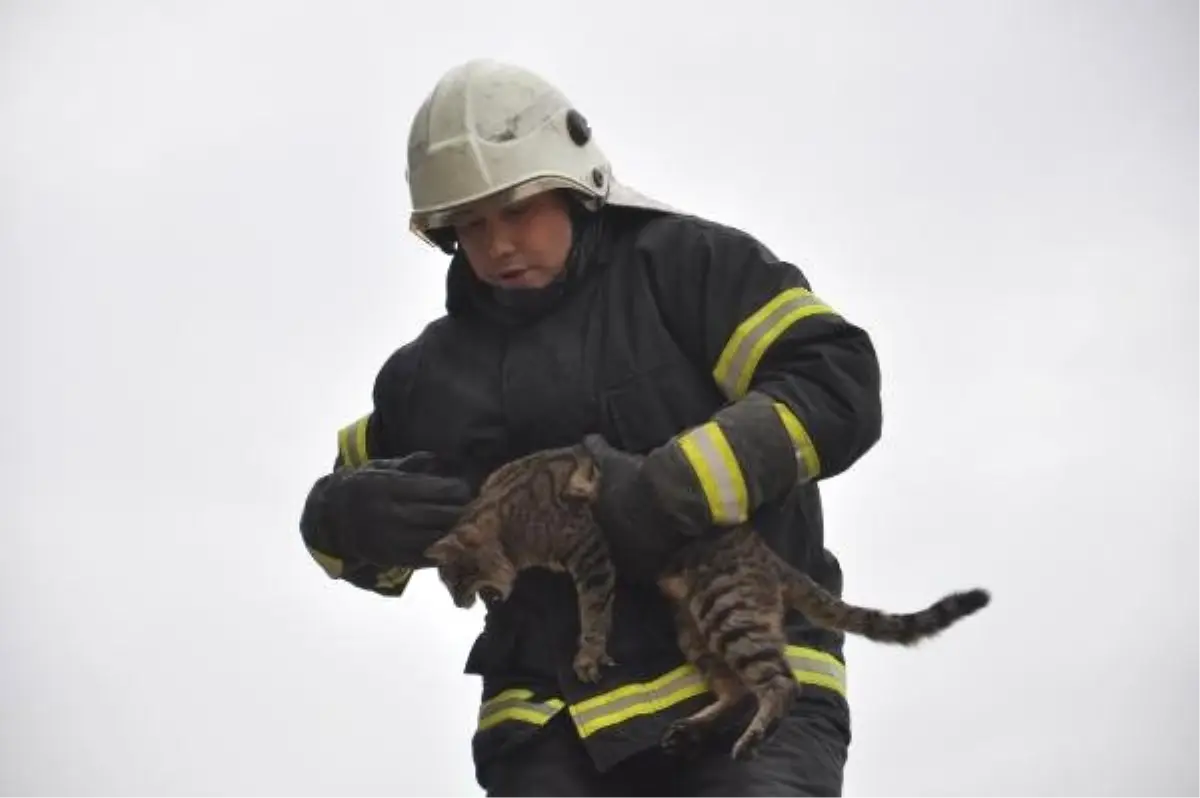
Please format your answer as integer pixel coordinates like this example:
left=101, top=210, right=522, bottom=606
left=662, top=391, right=814, bottom=526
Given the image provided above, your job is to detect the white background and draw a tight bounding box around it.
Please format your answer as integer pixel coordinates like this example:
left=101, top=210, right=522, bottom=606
left=3, top=1, right=1196, bottom=794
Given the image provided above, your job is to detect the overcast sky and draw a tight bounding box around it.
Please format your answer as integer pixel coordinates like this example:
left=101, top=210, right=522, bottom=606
left=2, top=1, right=1196, bottom=795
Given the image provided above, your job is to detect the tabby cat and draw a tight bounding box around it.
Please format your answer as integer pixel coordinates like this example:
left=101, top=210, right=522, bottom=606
left=423, top=443, right=990, bottom=760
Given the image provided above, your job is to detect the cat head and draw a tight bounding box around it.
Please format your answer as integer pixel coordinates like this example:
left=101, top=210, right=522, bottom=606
left=423, top=443, right=601, bottom=609
left=424, top=515, right=517, bottom=610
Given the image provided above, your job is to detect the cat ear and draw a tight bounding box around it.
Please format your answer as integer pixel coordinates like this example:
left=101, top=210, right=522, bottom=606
left=423, top=535, right=463, bottom=564
left=565, top=450, right=600, bottom=501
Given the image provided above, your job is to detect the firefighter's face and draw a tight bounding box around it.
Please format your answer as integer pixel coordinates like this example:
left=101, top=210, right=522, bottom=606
left=453, top=190, right=573, bottom=290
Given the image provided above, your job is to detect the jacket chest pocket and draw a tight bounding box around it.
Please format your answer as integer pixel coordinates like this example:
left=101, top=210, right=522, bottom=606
left=598, top=360, right=724, bottom=454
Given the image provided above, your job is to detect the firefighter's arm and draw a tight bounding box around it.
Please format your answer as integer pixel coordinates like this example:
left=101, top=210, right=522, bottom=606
left=299, top=344, right=471, bottom=597
left=639, top=215, right=883, bottom=528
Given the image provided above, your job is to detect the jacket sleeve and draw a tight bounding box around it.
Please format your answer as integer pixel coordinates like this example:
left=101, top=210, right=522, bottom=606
left=638, top=215, right=883, bottom=526
left=300, top=343, right=420, bottom=598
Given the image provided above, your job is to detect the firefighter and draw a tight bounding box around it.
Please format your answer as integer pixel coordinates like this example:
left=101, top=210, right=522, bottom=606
left=299, top=59, right=882, bottom=796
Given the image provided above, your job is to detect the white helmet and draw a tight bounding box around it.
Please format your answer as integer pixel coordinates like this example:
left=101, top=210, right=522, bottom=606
left=405, top=58, right=676, bottom=247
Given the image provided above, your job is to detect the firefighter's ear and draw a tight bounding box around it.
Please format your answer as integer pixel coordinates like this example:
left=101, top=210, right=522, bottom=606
left=424, top=535, right=464, bottom=564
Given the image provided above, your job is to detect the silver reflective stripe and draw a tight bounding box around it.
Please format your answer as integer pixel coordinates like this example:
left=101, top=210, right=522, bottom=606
left=483, top=646, right=847, bottom=741
left=714, top=288, right=836, bottom=399
left=569, top=668, right=708, bottom=738
left=772, top=402, right=822, bottom=483
left=788, top=650, right=846, bottom=686
left=375, top=566, right=413, bottom=592
left=678, top=423, right=748, bottom=524
left=337, top=415, right=370, bottom=467
left=478, top=690, right=564, bottom=732
left=567, top=646, right=846, bottom=739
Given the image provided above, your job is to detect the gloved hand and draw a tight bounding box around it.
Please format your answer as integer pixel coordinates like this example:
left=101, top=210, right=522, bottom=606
left=580, top=434, right=704, bottom=581
left=587, top=389, right=807, bottom=548
left=299, top=452, right=473, bottom=571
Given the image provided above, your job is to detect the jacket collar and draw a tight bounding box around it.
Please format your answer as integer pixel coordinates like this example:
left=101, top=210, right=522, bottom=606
left=444, top=204, right=656, bottom=328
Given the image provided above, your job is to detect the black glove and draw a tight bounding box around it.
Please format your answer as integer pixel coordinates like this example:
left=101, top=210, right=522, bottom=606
left=299, top=452, right=473, bottom=571
left=589, top=390, right=805, bottom=544
left=580, top=434, right=701, bottom=581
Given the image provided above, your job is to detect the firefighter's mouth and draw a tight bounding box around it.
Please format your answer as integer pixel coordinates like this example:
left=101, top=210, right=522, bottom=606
left=497, top=269, right=528, bottom=283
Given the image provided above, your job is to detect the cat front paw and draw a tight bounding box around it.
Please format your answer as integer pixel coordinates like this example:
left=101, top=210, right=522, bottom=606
left=572, top=645, right=616, bottom=683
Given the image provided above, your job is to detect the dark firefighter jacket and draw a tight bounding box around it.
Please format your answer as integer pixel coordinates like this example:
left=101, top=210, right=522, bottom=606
left=305, top=205, right=883, bottom=777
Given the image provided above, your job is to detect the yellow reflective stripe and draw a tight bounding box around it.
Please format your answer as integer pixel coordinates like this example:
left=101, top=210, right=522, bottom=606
left=567, top=645, right=845, bottom=739
left=374, top=566, right=413, bottom=593
left=713, top=287, right=837, bottom=399
left=306, top=547, right=343, bottom=578
left=477, top=689, right=564, bottom=732
left=787, top=647, right=847, bottom=697
left=677, top=422, right=750, bottom=524
left=337, top=414, right=371, bottom=467
left=772, top=401, right=822, bottom=482
left=569, top=665, right=709, bottom=738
